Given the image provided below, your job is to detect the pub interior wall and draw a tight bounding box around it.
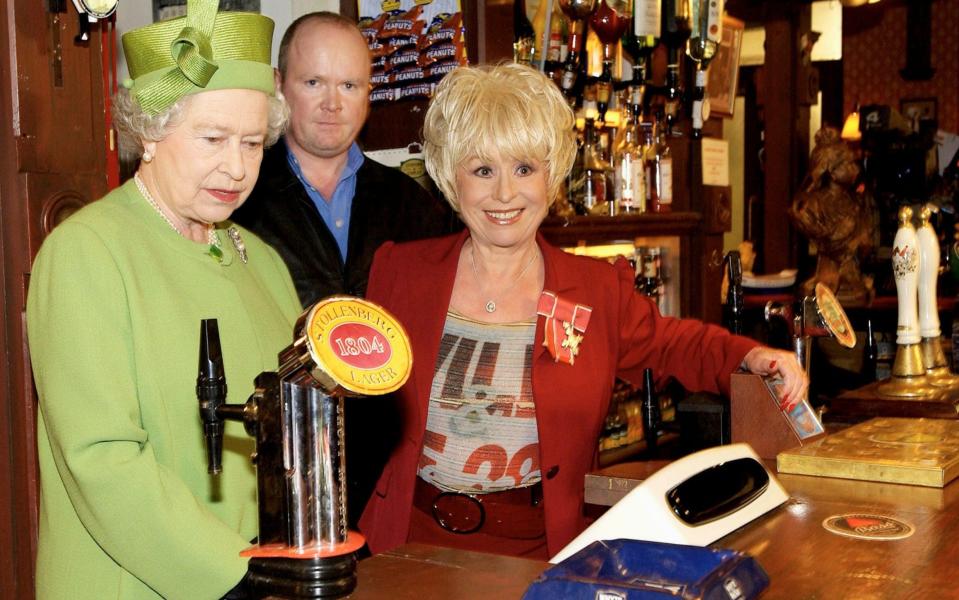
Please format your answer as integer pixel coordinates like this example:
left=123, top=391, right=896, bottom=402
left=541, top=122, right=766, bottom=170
left=843, top=0, right=959, bottom=134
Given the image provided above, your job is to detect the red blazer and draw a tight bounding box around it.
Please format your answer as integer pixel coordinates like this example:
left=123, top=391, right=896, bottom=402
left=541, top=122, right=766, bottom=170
left=359, top=231, right=758, bottom=558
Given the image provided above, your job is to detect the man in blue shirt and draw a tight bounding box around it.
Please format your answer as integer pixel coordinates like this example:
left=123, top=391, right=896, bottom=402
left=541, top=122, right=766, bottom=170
left=232, top=12, right=454, bottom=532
left=234, top=11, right=453, bottom=307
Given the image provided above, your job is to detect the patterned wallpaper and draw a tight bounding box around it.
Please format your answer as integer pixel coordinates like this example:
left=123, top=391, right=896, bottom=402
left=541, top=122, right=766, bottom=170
left=843, top=0, right=958, bottom=134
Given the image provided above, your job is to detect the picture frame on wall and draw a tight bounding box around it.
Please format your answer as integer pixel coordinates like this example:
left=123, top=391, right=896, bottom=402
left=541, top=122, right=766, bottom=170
left=153, top=0, right=259, bottom=21
left=900, top=97, right=937, bottom=123
left=707, top=16, right=744, bottom=118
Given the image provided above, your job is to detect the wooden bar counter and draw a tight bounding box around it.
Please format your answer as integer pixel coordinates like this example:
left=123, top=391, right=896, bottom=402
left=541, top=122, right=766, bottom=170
left=353, top=544, right=546, bottom=598
left=351, top=464, right=959, bottom=599
left=585, top=462, right=959, bottom=599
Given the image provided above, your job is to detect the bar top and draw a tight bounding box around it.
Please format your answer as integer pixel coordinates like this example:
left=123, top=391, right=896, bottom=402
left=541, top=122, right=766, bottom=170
left=354, top=464, right=959, bottom=598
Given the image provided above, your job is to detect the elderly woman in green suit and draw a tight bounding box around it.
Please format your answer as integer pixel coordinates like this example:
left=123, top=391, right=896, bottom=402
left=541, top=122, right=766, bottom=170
left=26, top=1, right=300, bottom=598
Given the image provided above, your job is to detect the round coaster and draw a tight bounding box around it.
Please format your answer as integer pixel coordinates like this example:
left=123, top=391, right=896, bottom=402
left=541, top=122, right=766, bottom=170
left=822, top=513, right=914, bottom=541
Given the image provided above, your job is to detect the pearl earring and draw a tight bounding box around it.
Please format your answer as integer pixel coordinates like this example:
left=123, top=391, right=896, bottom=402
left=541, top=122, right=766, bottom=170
left=141, top=150, right=153, bottom=163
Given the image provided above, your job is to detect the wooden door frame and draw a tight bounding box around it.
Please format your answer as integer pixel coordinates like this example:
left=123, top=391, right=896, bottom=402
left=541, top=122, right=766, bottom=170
left=0, top=0, right=39, bottom=591
left=1, top=3, right=109, bottom=597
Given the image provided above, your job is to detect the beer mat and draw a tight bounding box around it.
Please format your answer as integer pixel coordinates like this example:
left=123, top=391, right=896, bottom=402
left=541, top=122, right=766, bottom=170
left=821, top=514, right=915, bottom=541
left=777, top=417, right=959, bottom=487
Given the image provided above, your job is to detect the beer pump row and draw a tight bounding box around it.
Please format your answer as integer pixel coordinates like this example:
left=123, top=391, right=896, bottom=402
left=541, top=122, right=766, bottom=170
left=879, top=204, right=959, bottom=397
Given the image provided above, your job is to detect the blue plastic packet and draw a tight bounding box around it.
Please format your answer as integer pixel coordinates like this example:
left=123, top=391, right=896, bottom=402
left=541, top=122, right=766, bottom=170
left=523, top=539, right=769, bottom=600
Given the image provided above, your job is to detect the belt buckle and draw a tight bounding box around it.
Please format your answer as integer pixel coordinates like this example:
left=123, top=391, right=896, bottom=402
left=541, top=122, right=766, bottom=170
left=432, top=491, right=485, bottom=534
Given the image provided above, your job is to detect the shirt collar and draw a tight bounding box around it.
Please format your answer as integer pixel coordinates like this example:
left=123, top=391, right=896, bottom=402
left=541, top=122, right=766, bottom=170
left=284, top=139, right=365, bottom=187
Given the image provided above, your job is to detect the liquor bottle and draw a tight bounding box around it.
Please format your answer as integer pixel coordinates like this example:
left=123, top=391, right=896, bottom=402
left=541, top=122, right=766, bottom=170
left=686, top=0, right=723, bottom=137
left=637, top=247, right=663, bottom=305
left=558, top=0, right=599, bottom=103
left=581, top=116, right=612, bottom=215
left=563, top=131, right=584, bottom=215
left=559, top=32, right=584, bottom=104
left=595, top=61, right=614, bottom=124
left=532, top=0, right=549, bottom=65
left=513, top=0, right=537, bottom=65
left=661, top=0, right=690, bottom=133
left=546, top=2, right=569, bottom=73
left=634, top=0, right=662, bottom=40
left=621, top=0, right=659, bottom=99
left=639, top=122, right=655, bottom=211
left=722, top=250, right=743, bottom=334
left=686, top=0, right=722, bottom=67
left=660, top=0, right=691, bottom=61
left=662, top=62, right=682, bottom=136
left=589, top=0, right=629, bottom=68
left=648, top=121, right=673, bottom=212
left=612, top=101, right=645, bottom=214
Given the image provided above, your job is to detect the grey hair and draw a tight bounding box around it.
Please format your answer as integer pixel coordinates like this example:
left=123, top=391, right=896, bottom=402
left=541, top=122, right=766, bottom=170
left=112, top=89, right=289, bottom=159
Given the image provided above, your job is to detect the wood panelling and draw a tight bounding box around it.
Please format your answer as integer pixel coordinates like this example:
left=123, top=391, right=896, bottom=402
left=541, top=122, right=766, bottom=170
left=759, top=4, right=807, bottom=274
left=1, top=3, right=109, bottom=597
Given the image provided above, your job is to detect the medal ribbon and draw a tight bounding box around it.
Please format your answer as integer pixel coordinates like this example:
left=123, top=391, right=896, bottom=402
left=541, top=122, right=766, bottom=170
left=537, top=291, right=593, bottom=365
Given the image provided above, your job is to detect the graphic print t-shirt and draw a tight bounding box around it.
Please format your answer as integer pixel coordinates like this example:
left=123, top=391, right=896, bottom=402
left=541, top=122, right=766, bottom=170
left=417, top=311, right=540, bottom=493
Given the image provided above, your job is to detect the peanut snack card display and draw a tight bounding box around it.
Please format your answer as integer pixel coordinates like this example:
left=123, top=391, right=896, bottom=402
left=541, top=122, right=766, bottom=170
left=358, top=0, right=468, bottom=103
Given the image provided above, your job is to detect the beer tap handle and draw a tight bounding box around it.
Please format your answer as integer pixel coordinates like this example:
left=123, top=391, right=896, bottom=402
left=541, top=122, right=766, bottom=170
left=722, top=251, right=744, bottom=335
left=197, top=319, right=227, bottom=475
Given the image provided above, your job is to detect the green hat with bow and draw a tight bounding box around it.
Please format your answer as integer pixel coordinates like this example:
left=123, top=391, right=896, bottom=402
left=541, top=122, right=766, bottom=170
left=122, top=0, right=275, bottom=115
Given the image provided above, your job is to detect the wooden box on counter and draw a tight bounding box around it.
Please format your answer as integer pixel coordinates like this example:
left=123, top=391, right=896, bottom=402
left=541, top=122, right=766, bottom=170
left=730, top=373, right=826, bottom=459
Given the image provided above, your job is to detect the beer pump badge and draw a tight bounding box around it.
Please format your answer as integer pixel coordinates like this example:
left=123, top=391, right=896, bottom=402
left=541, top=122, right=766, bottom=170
left=814, top=283, right=856, bottom=349
left=305, top=297, right=412, bottom=395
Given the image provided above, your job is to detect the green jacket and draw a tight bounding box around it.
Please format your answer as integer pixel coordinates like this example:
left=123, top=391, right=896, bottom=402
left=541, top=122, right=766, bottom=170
left=27, top=179, right=302, bottom=599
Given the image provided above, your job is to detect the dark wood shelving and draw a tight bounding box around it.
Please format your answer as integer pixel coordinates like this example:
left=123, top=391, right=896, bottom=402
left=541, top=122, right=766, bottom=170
left=540, top=212, right=703, bottom=246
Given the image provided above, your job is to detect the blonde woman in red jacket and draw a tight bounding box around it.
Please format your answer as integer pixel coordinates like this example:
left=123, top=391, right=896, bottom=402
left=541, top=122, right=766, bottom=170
left=359, top=63, right=807, bottom=561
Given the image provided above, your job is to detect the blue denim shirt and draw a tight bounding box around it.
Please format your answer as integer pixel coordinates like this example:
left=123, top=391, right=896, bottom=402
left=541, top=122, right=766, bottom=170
left=286, top=141, right=364, bottom=261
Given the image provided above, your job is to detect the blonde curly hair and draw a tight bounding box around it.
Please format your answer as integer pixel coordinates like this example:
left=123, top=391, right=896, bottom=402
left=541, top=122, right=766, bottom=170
left=422, top=63, right=576, bottom=211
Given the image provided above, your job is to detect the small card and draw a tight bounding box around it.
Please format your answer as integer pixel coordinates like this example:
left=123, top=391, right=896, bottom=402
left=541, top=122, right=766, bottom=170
left=701, top=137, right=730, bottom=186
left=765, top=377, right=824, bottom=440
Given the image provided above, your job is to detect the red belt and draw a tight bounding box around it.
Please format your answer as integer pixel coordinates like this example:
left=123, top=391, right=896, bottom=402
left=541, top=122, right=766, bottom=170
left=413, top=478, right=545, bottom=539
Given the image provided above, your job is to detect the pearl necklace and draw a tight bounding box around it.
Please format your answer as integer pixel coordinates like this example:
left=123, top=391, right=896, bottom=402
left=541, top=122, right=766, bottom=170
left=132, top=173, right=255, bottom=263
left=135, top=173, right=219, bottom=248
left=469, top=241, right=538, bottom=313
